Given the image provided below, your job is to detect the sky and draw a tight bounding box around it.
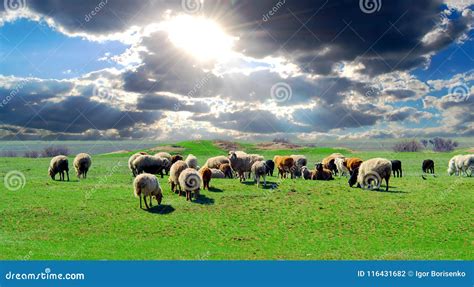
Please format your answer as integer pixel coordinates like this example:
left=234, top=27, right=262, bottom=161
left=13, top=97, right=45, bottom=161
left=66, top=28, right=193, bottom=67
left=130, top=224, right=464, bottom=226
left=0, top=0, right=473, bottom=142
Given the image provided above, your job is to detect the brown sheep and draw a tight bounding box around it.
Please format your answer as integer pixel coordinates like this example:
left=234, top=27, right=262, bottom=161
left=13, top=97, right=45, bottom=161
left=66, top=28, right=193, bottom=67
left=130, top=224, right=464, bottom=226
left=313, top=163, right=334, bottom=180
left=344, top=157, right=363, bottom=173
left=322, top=153, right=345, bottom=175
left=273, top=155, right=295, bottom=179
left=219, top=163, right=233, bottom=178
left=199, top=167, right=212, bottom=190
left=171, top=155, right=184, bottom=164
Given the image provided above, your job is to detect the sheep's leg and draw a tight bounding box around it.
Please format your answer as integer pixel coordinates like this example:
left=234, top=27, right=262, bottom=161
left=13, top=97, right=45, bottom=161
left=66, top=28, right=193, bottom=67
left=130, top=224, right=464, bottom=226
left=263, top=176, right=266, bottom=188
left=144, top=196, right=150, bottom=209
left=385, top=177, right=389, bottom=192
left=140, top=195, right=142, bottom=209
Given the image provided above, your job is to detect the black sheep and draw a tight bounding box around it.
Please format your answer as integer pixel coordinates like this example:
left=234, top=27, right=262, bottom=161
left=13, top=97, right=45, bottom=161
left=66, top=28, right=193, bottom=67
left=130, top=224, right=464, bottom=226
left=391, top=160, right=402, bottom=177
left=265, top=160, right=275, bottom=176
left=422, top=159, right=435, bottom=174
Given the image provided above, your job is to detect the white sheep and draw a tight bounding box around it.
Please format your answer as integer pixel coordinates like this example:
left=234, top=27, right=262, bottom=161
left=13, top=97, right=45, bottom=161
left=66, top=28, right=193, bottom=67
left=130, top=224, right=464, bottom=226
left=178, top=168, right=202, bottom=201
left=203, top=156, right=230, bottom=169
left=349, top=158, right=392, bottom=191
left=210, top=168, right=226, bottom=178
left=48, top=155, right=69, bottom=181
left=185, top=154, right=198, bottom=170
left=133, top=155, right=166, bottom=178
left=168, top=160, right=188, bottom=194
left=155, top=152, right=172, bottom=175
left=228, top=151, right=253, bottom=182
left=334, top=157, right=349, bottom=177
left=448, top=154, right=474, bottom=176
left=73, top=153, right=92, bottom=179
left=251, top=160, right=267, bottom=188
left=128, top=152, right=148, bottom=177
left=133, top=173, right=163, bottom=209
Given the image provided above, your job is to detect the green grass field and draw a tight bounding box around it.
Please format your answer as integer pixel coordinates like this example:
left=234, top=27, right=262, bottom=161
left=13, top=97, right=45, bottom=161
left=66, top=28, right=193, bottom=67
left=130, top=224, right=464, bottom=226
left=1, top=140, right=472, bottom=260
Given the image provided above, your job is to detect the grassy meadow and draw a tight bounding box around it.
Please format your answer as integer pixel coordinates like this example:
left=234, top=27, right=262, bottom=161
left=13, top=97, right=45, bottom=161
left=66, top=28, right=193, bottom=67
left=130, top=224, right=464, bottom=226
left=0, top=140, right=472, bottom=260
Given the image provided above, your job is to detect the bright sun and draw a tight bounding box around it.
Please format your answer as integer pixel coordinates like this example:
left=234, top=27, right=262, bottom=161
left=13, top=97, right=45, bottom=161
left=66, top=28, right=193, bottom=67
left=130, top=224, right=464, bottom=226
left=165, top=15, right=235, bottom=61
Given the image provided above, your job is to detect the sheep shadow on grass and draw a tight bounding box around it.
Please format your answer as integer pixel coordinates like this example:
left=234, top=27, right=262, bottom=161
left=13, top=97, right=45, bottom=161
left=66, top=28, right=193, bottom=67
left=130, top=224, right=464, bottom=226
left=241, top=180, right=280, bottom=190
left=193, top=194, right=215, bottom=205
left=146, top=204, right=175, bottom=214
left=207, top=187, right=223, bottom=193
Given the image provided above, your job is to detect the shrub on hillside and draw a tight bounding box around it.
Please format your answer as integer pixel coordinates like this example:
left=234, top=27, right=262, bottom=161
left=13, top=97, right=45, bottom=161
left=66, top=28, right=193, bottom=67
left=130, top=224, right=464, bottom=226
left=42, top=146, right=70, bottom=157
left=24, top=151, right=40, bottom=158
left=429, top=137, right=458, bottom=152
left=0, top=151, right=18, bottom=157
left=393, top=140, right=423, bottom=152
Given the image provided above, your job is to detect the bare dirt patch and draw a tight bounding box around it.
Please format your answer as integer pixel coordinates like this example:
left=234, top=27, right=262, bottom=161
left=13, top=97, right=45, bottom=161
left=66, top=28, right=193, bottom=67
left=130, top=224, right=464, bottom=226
left=214, top=140, right=243, bottom=151
left=150, top=145, right=186, bottom=153
left=255, top=142, right=303, bottom=150
left=103, top=150, right=130, bottom=155
left=468, top=148, right=474, bottom=153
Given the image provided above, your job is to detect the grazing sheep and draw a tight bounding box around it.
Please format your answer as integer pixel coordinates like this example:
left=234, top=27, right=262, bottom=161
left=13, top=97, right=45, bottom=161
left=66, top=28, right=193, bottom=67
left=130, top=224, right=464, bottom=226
left=128, top=152, right=148, bottom=177
left=178, top=168, right=202, bottom=201
left=265, top=160, right=275, bottom=176
left=155, top=152, right=172, bottom=175
left=349, top=158, right=392, bottom=191
left=291, top=155, right=307, bottom=178
left=204, top=155, right=230, bottom=169
left=133, top=155, right=166, bottom=178
left=334, top=157, right=350, bottom=177
left=48, top=155, right=70, bottom=181
left=301, top=166, right=314, bottom=180
left=171, top=155, right=184, bottom=164
left=273, top=155, right=295, bottom=179
left=313, top=163, right=334, bottom=181
left=448, top=154, right=474, bottom=176
left=251, top=160, right=268, bottom=188
left=219, top=163, right=233, bottom=178
left=343, top=157, right=363, bottom=173
left=168, top=160, right=188, bottom=194
left=133, top=173, right=163, bottom=209
left=228, top=151, right=253, bottom=182
left=210, top=168, right=226, bottom=178
left=199, top=167, right=212, bottom=190
left=185, top=154, right=198, bottom=170
left=391, top=160, right=402, bottom=178
left=322, top=153, right=345, bottom=175
left=73, top=153, right=91, bottom=179
left=422, top=159, right=435, bottom=174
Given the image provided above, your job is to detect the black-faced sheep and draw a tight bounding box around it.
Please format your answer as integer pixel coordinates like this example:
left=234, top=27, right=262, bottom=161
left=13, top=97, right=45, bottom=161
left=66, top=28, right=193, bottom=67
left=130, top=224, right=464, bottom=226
left=314, top=163, right=334, bottom=181
left=391, top=160, right=402, bottom=178
left=133, top=155, right=166, bottom=178
left=204, top=156, right=230, bottom=169
left=265, top=160, right=275, bottom=176
left=251, top=160, right=267, bottom=188
left=73, top=153, right=91, bottom=179
left=199, top=167, right=212, bottom=190
left=178, top=168, right=201, bottom=201
left=348, top=158, right=392, bottom=191
left=133, top=173, right=163, bottom=209
left=49, top=155, right=69, bottom=181
left=291, top=155, right=307, bottom=178
left=128, top=152, right=148, bottom=177
left=219, top=163, right=233, bottom=178
left=171, top=155, right=184, bottom=164
left=301, top=166, right=314, bottom=180
left=169, top=160, right=188, bottom=194
left=422, top=159, right=435, bottom=174
left=185, top=154, right=198, bottom=170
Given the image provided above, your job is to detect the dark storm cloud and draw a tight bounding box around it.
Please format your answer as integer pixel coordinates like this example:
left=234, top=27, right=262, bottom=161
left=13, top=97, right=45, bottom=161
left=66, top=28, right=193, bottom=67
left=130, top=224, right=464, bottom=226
left=204, top=0, right=471, bottom=75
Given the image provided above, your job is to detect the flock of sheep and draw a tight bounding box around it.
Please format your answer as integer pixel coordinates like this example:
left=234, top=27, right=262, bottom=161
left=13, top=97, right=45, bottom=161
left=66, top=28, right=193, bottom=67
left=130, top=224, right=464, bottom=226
left=46, top=150, right=474, bottom=210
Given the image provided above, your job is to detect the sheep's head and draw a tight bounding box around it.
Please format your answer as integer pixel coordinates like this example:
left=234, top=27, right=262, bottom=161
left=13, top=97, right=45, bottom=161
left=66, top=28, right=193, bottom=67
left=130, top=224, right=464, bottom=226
left=48, top=167, right=56, bottom=179
left=155, top=193, right=163, bottom=205
left=315, top=163, right=323, bottom=171
left=228, top=151, right=237, bottom=160
left=348, top=167, right=359, bottom=187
